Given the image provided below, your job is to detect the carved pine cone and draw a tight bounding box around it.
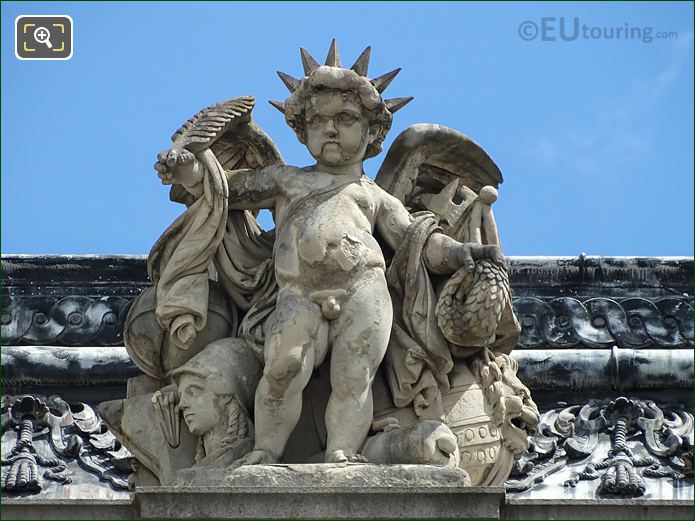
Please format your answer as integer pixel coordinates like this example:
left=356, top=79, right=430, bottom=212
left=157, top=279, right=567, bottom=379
left=436, top=259, right=511, bottom=346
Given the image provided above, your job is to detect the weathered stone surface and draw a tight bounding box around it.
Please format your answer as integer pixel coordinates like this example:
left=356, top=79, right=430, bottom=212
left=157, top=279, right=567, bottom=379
left=4, top=493, right=692, bottom=519
left=107, top=40, right=537, bottom=487
left=503, top=498, right=694, bottom=520
left=361, top=420, right=461, bottom=467
left=135, top=487, right=502, bottom=520
left=1, top=31, right=693, bottom=519
left=507, top=397, right=694, bottom=500
left=2, top=346, right=140, bottom=387
left=1, top=499, right=134, bottom=520
left=514, top=347, right=694, bottom=391
left=1, top=395, right=132, bottom=499
left=4, top=256, right=691, bottom=352
left=136, top=487, right=502, bottom=520
left=224, top=463, right=471, bottom=487
left=124, top=283, right=237, bottom=380
left=514, top=295, right=693, bottom=349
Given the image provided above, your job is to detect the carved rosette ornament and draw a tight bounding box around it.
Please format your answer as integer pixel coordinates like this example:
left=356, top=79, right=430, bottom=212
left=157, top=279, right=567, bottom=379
left=3, top=294, right=691, bottom=349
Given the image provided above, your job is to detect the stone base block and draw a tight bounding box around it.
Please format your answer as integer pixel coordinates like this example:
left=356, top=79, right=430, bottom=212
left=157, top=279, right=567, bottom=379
left=1, top=499, right=134, bottom=520
left=138, top=463, right=500, bottom=519
left=504, top=498, right=695, bottom=520
left=136, top=486, right=503, bottom=519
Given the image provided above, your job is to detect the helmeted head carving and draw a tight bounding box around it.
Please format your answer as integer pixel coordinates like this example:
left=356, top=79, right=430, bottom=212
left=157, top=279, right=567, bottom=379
left=170, top=339, right=261, bottom=443
left=270, top=40, right=413, bottom=160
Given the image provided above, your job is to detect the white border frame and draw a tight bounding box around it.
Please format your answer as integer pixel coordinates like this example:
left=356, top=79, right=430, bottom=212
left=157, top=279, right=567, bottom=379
left=15, top=14, right=74, bottom=61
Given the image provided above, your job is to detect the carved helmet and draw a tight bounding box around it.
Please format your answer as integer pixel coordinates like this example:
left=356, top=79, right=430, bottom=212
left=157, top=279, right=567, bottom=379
left=169, top=338, right=261, bottom=415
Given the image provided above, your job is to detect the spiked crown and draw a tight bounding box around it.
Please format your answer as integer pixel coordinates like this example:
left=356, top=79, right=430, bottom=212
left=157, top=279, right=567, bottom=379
left=270, top=40, right=413, bottom=159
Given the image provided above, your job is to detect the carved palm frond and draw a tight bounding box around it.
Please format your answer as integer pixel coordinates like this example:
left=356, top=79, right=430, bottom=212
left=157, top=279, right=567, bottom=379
left=167, top=96, right=284, bottom=206
left=170, top=96, right=255, bottom=154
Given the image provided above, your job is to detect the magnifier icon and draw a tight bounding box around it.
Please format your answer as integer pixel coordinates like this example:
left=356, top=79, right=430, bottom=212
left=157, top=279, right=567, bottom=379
left=33, top=26, right=53, bottom=49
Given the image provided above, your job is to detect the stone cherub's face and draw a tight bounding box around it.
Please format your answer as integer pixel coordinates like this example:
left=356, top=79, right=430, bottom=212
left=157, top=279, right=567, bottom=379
left=304, top=91, right=379, bottom=167
left=176, top=373, right=222, bottom=437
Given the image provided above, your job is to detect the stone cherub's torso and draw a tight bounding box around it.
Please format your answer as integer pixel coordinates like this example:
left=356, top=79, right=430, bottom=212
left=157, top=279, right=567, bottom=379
left=245, top=165, right=388, bottom=295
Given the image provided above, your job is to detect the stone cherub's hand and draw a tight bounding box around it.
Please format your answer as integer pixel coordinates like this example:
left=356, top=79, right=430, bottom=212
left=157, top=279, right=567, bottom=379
left=456, top=243, right=504, bottom=272
left=154, top=148, right=203, bottom=187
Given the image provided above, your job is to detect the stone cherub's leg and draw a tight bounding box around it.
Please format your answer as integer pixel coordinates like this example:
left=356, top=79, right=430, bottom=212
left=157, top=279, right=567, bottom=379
left=325, top=275, right=393, bottom=463
left=237, top=290, right=328, bottom=466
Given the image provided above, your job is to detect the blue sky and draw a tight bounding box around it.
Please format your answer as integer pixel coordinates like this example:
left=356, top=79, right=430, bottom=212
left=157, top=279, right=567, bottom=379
left=2, top=1, right=693, bottom=256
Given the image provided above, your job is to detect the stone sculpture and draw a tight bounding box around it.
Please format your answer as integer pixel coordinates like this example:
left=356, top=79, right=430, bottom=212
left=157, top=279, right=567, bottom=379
left=2, top=395, right=131, bottom=493
left=508, top=397, right=694, bottom=497
left=171, top=339, right=261, bottom=466
left=100, top=40, right=539, bottom=487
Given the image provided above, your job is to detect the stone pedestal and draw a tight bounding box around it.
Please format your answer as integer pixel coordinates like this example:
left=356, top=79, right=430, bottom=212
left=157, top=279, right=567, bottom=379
left=136, top=486, right=503, bottom=520
left=136, top=464, right=502, bottom=519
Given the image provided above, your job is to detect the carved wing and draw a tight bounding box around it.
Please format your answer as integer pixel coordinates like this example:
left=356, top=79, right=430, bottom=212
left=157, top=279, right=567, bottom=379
left=377, top=123, right=520, bottom=356
left=168, top=96, right=284, bottom=204
left=375, top=123, right=502, bottom=227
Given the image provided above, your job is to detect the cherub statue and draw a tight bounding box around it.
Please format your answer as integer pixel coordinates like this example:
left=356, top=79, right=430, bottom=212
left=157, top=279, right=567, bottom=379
left=114, top=41, right=538, bottom=484
left=152, top=41, right=507, bottom=466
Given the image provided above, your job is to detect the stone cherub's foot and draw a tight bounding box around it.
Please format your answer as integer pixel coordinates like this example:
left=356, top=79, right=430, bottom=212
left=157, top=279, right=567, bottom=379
left=229, top=449, right=279, bottom=469
left=326, top=450, right=369, bottom=463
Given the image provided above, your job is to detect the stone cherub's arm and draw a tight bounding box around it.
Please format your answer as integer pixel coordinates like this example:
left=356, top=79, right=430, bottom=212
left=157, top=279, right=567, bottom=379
left=222, top=166, right=280, bottom=210
left=155, top=149, right=280, bottom=210
left=376, top=189, right=503, bottom=274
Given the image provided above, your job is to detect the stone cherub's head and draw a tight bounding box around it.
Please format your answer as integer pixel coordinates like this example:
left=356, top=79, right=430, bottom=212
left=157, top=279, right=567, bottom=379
left=270, top=40, right=412, bottom=166
left=170, top=339, right=261, bottom=446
